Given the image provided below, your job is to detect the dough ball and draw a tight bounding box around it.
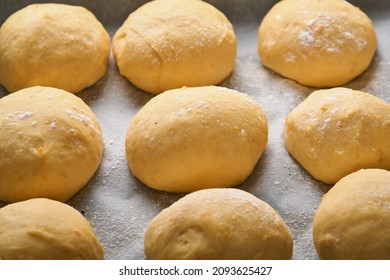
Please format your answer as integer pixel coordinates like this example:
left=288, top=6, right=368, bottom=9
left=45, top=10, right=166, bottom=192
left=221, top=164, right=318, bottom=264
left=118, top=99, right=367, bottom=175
left=0, top=198, right=104, bottom=259
left=0, top=86, right=103, bottom=203
left=145, top=188, right=293, bottom=259
left=285, top=87, right=390, bottom=185
left=0, top=3, right=110, bottom=93
left=125, top=86, right=268, bottom=193
left=258, top=0, right=377, bottom=87
left=313, top=169, right=390, bottom=259
left=113, top=0, right=236, bottom=94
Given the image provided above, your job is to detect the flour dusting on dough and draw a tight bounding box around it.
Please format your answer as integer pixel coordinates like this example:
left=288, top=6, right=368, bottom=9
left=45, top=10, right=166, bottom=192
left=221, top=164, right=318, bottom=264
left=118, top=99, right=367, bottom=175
left=19, top=112, right=34, bottom=120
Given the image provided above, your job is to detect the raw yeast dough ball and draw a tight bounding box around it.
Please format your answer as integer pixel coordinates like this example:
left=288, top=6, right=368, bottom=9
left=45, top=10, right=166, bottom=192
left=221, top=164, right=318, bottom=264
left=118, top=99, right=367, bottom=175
left=0, top=86, right=103, bottom=203
left=113, top=0, right=236, bottom=94
left=258, top=0, right=377, bottom=87
left=284, top=88, right=390, bottom=185
left=313, top=169, right=390, bottom=259
left=144, top=188, right=293, bottom=259
left=0, top=198, right=104, bottom=259
left=0, top=4, right=110, bottom=93
left=125, top=86, right=268, bottom=193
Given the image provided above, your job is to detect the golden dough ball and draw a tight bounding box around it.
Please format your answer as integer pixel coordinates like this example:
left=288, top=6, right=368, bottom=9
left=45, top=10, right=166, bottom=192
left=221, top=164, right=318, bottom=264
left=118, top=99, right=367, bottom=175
left=0, top=86, right=103, bottom=203
left=125, top=86, right=268, bottom=193
left=313, top=169, right=390, bottom=260
left=0, top=3, right=110, bottom=93
left=258, top=0, right=377, bottom=87
left=0, top=198, right=104, bottom=260
left=113, top=0, right=236, bottom=94
left=145, top=188, right=293, bottom=260
left=285, top=87, right=390, bottom=185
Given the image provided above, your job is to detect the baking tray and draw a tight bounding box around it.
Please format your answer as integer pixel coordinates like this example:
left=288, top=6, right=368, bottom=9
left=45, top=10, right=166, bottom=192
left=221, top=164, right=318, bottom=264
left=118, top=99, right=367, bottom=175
left=0, top=0, right=389, bottom=260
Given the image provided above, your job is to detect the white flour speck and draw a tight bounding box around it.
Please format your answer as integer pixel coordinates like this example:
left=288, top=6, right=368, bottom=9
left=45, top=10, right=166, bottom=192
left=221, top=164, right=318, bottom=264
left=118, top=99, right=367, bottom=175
left=243, top=98, right=259, bottom=107
left=306, top=18, right=316, bottom=27
left=63, top=109, right=96, bottom=131
left=7, top=112, right=15, bottom=118
left=49, top=121, right=57, bottom=129
left=344, top=32, right=355, bottom=39
left=266, top=39, right=276, bottom=49
left=19, top=112, right=34, bottom=119
left=299, top=31, right=315, bottom=48
left=196, top=101, right=209, bottom=109
left=356, top=38, right=367, bottom=51
left=284, top=52, right=296, bottom=62
left=70, top=128, right=77, bottom=136
left=176, top=107, right=193, bottom=115
left=326, top=47, right=340, bottom=53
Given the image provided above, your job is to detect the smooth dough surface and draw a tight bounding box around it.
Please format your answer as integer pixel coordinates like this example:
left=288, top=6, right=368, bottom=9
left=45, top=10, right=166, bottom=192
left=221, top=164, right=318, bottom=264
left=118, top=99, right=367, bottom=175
left=113, top=0, right=236, bottom=94
left=285, top=87, right=390, bottom=185
left=144, top=188, right=293, bottom=260
left=313, top=169, right=390, bottom=260
left=258, top=0, right=377, bottom=87
left=125, top=86, right=268, bottom=193
left=0, top=3, right=110, bottom=93
left=0, top=198, right=104, bottom=260
left=0, top=86, right=103, bottom=203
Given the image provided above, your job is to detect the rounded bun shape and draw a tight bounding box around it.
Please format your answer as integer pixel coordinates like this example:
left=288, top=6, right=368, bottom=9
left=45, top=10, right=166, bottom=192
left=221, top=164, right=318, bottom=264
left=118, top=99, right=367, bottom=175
left=0, top=3, right=110, bottom=93
left=0, top=198, right=104, bottom=260
left=113, top=0, right=236, bottom=94
left=258, top=0, right=377, bottom=87
left=125, top=86, right=268, bottom=193
left=144, top=188, right=293, bottom=259
left=285, top=87, right=390, bottom=185
left=0, top=86, right=103, bottom=203
left=313, top=169, right=390, bottom=260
